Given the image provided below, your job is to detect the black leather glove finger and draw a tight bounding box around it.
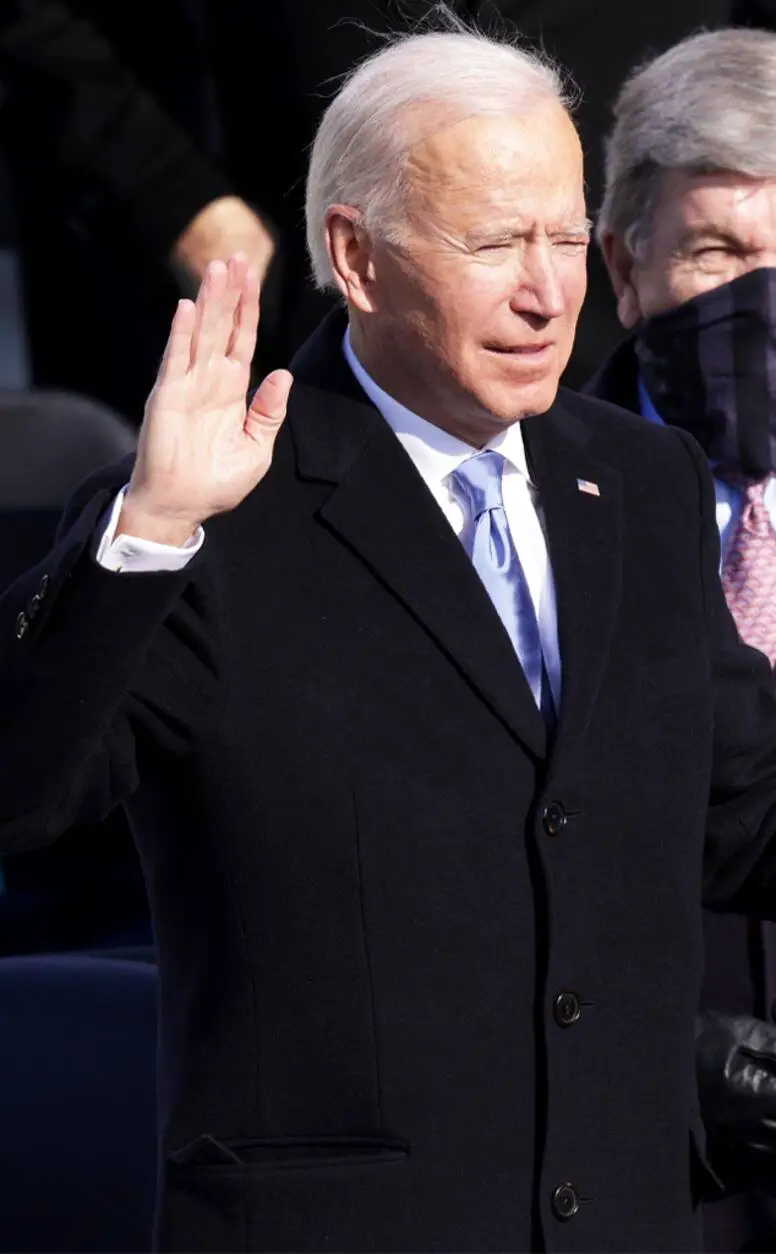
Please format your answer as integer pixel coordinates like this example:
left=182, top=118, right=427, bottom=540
left=697, top=1011, right=776, bottom=1139
left=696, top=1011, right=776, bottom=1191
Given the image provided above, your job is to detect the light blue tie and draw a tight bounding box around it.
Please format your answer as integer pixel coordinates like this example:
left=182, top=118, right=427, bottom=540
left=452, top=450, right=553, bottom=720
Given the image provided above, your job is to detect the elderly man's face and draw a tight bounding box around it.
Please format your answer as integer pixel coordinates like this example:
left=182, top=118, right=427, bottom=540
left=604, top=169, right=776, bottom=326
left=336, top=103, right=589, bottom=444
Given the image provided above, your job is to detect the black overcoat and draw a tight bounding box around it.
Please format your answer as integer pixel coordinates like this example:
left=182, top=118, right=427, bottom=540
left=3, top=315, right=776, bottom=1252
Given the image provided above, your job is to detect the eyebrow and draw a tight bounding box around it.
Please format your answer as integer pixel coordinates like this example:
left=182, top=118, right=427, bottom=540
left=675, top=226, right=745, bottom=251
left=553, top=219, right=594, bottom=237
left=467, top=219, right=593, bottom=244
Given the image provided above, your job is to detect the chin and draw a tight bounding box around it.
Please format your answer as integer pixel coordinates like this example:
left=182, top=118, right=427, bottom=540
left=477, top=377, right=560, bottom=423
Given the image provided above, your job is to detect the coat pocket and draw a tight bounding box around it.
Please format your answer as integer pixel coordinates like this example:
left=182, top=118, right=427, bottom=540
left=160, top=1134, right=411, bottom=1252
left=170, top=1132, right=409, bottom=1175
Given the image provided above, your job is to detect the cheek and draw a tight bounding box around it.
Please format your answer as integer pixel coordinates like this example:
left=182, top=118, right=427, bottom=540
left=419, top=275, right=498, bottom=350
left=452, top=267, right=521, bottom=336
left=559, top=259, right=588, bottom=322
left=633, top=262, right=719, bottom=319
left=670, top=269, right=734, bottom=306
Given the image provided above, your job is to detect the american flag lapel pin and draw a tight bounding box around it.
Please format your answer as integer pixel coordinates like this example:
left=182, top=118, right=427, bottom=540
left=576, top=478, right=600, bottom=497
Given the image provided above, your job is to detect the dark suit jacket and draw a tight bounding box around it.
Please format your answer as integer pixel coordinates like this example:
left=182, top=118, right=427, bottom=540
left=3, top=314, right=776, bottom=1252
left=584, top=338, right=776, bottom=1023
left=584, top=337, right=776, bottom=1254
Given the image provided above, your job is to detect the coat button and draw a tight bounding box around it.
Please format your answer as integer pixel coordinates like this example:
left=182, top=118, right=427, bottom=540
left=553, top=991, right=581, bottom=1027
left=15, top=611, right=28, bottom=639
left=551, top=1183, right=580, bottom=1221
left=542, top=801, right=567, bottom=836
left=28, top=594, right=42, bottom=620
left=38, top=575, right=49, bottom=599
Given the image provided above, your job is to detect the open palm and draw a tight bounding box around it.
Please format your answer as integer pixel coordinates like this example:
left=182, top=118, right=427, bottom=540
left=124, top=253, right=293, bottom=541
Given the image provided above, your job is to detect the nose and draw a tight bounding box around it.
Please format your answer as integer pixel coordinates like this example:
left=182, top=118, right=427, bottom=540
left=510, top=242, right=565, bottom=321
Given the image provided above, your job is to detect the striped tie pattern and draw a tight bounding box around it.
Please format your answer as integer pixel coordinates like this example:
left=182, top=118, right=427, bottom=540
left=721, top=476, right=776, bottom=664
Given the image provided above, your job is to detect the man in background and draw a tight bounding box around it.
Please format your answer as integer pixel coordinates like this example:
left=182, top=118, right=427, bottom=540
left=586, top=26, right=776, bottom=1250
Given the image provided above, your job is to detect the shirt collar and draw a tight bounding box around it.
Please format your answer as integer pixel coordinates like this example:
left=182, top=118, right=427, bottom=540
left=637, top=374, right=666, bottom=427
left=638, top=372, right=735, bottom=481
left=343, top=327, right=532, bottom=486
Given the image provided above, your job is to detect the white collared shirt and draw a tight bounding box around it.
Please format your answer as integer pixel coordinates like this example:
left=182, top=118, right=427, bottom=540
left=95, top=329, right=561, bottom=705
left=343, top=331, right=561, bottom=706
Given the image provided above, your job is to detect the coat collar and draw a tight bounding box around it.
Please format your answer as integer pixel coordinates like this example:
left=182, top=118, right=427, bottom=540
left=583, top=335, right=640, bottom=414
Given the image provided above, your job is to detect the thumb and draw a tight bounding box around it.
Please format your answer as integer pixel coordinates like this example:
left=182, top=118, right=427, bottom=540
left=245, top=369, right=294, bottom=436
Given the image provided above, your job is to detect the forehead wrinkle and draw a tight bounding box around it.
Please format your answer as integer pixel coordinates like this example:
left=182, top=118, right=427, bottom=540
left=408, top=172, right=585, bottom=223
left=399, top=110, right=585, bottom=247
left=675, top=172, right=776, bottom=218
left=403, top=103, right=581, bottom=184
left=680, top=183, right=776, bottom=246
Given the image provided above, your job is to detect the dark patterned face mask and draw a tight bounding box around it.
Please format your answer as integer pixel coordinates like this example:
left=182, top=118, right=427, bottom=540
left=634, top=267, right=776, bottom=479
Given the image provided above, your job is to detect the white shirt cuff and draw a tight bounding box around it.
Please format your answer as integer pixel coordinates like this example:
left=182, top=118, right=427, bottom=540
left=94, top=487, right=204, bottom=573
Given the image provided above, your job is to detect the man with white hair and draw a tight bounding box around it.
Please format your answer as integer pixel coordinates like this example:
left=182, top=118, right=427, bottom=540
left=5, top=24, right=776, bottom=1254
left=587, top=29, right=776, bottom=1236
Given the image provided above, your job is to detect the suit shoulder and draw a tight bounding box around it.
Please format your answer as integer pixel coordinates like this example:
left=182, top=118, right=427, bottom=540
left=556, top=386, right=693, bottom=461
left=558, top=386, right=661, bottom=438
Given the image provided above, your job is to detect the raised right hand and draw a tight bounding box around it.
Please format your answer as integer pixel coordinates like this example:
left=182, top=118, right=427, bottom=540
left=120, top=252, right=293, bottom=546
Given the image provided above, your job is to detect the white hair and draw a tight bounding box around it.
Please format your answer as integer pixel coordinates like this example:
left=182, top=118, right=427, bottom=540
left=598, top=27, right=776, bottom=258
left=305, top=25, right=572, bottom=291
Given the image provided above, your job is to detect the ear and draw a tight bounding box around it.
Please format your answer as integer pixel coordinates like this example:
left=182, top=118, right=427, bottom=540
left=600, top=230, right=641, bottom=330
left=324, top=206, right=377, bottom=313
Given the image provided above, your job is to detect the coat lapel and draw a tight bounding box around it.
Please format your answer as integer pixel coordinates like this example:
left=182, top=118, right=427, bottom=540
left=582, top=336, right=640, bottom=412
left=288, top=317, right=627, bottom=763
left=288, top=317, right=548, bottom=759
left=522, top=399, right=623, bottom=764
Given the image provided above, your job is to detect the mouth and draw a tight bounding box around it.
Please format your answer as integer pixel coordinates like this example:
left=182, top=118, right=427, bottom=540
left=484, top=343, right=554, bottom=357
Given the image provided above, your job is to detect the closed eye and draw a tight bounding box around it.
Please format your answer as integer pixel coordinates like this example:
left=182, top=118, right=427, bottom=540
left=551, top=238, right=589, bottom=252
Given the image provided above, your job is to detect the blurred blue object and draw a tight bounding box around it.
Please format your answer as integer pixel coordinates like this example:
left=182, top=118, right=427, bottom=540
left=0, top=953, right=157, bottom=1252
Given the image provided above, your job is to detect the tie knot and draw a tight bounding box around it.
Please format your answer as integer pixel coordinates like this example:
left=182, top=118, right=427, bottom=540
left=746, top=477, right=771, bottom=506
left=452, top=450, right=506, bottom=520
left=726, top=473, right=771, bottom=504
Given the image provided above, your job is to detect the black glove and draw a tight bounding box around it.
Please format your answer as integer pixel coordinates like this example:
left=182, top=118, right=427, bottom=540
left=696, top=1010, right=776, bottom=1191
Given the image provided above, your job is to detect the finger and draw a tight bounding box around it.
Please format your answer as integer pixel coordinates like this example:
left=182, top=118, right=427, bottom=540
left=244, top=369, right=293, bottom=441
left=209, top=253, right=248, bottom=360
left=227, top=262, right=261, bottom=367
left=157, top=299, right=196, bottom=383
left=189, top=260, right=229, bottom=368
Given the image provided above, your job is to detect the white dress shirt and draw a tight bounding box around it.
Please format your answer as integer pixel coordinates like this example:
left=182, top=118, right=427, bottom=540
left=342, top=331, right=561, bottom=706
left=96, top=488, right=204, bottom=572
left=96, top=330, right=561, bottom=704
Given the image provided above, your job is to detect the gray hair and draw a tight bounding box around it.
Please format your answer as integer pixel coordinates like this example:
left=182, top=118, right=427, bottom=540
left=598, top=27, right=776, bottom=258
left=305, top=25, right=572, bottom=291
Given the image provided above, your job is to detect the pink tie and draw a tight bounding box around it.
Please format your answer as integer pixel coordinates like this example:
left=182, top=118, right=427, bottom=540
left=721, top=477, right=776, bottom=664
